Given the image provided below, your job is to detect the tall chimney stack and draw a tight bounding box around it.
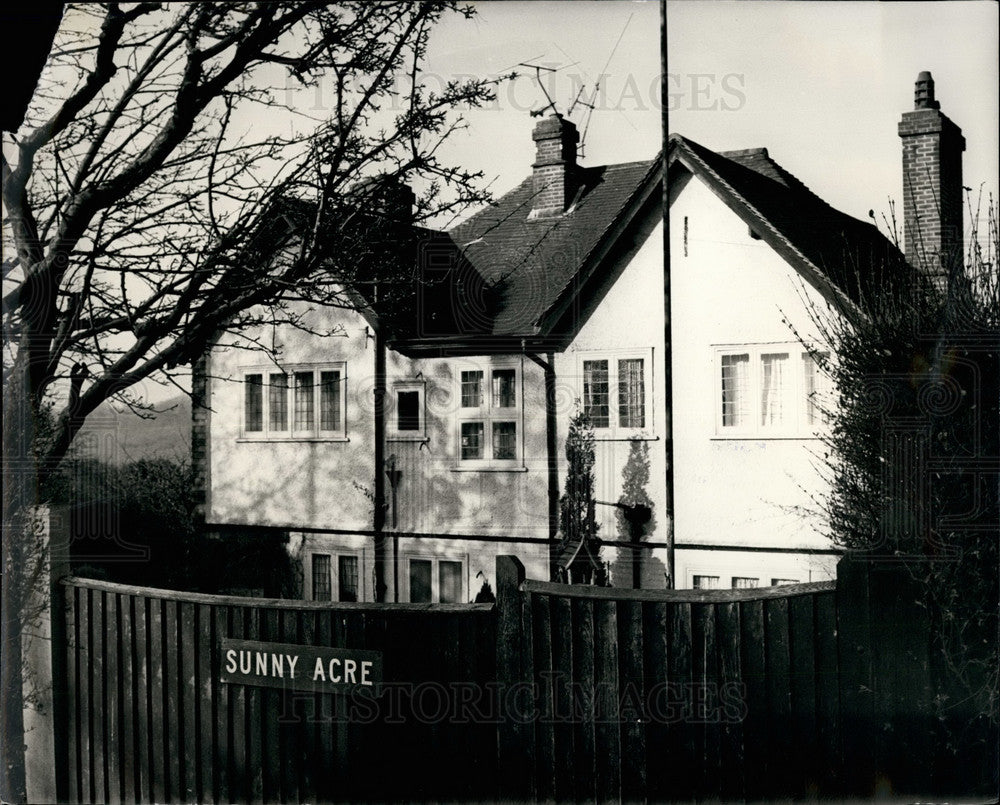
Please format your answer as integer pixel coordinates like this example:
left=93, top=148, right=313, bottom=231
left=531, top=114, right=580, bottom=217
left=898, top=71, right=966, bottom=287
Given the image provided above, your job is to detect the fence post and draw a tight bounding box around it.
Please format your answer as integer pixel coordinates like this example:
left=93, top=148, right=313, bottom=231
left=22, top=506, right=71, bottom=804
left=495, top=555, right=530, bottom=800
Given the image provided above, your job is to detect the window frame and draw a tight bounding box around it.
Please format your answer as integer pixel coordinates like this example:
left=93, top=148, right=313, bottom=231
left=454, top=361, right=524, bottom=470
left=575, top=348, right=655, bottom=439
left=388, top=380, right=427, bottom=441
left=403, top=554, right=468, bottom=603
left=713, top=343, right=831, bottom=439
left=309, top=551, right=363, bottom=601
left=240, top=363, right=348, bottom=441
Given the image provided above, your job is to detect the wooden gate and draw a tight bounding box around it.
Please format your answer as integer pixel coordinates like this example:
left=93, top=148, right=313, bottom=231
left=60, top=579, right=496, bottom=803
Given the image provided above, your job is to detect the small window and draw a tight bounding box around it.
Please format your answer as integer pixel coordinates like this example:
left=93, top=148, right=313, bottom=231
left=760, top=352, right=790, bottom=427
left=693, top=575, right=720, bottom=590
left=771, top=578, right=799, bottom=587
left=294, top=371, right=315, bottom=431
left=492, top=369, right=516, bottom=408
left=269, top=373, right=289, bottom=431
left=721, top=354, right=750, bottom=428
left=583, top=360, right=610, bottom=427
left=338, top=555, right=359, bottom=602
left=732, top=577, right=759, bottom=589
left=319, top=371, right=341, bottom=432
left=461, top=422, right=484, bottom=460
left=439, top=561, right=463, bottom=604
left=577, top=352, right=652, bottom=435
left=618, top=358, right=646, bottom=428
left=397, top=391, right=420, bottom=431
left=456, top=365, right=520, bottom=465
left=407, top=557, right=465, bottom=603
left=245, top=374, right=263, bottom=432
left=312, top=554, right=331, bottom=601
left=389, top=383, right=426, bottom=440
left=802, top=351, right=830, bottom=426
left=461, top=371, right=483, bottom=408
left=409, top=559, right=433, bottom=603
left=492, top=422, right=517, bottom=460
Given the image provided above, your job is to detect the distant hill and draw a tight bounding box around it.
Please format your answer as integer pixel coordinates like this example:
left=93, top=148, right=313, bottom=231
left=73, top=395, right=192, bottom=464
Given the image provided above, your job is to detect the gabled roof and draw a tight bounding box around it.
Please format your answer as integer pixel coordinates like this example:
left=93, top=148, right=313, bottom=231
left=390, top=157, right=663, bottom=354
left=668, top=134, right=911, bottom=310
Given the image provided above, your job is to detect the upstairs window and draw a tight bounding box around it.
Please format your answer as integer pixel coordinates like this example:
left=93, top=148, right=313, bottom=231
left=457, top=365, right=521, bottom=466
left=242, top=364, right=346, bottom=439
left=716, top=345, right=831, bottom=437
left=578, top=350, right=653, bottom=436
left=389, top=381, right=426, bottom=441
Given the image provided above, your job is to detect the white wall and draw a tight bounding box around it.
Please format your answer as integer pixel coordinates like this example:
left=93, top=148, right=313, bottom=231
left=208, top=302, right=377, bottom=531
left=207, top=211, right=669, bottom=594
left=669, top=172, right=838, bottom=586
left=557, top=218, right=669, bottom=588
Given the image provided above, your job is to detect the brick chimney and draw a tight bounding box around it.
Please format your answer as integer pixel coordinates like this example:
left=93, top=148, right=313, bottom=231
left=898, top=71, right=966, bottom=285
left=531, top=114, right=580, bottom=217
left=352, top=175, right=415, bottom=224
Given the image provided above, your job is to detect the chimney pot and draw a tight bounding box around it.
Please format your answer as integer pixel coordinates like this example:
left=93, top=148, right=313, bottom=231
left=914, top=70, right=939, bottom=110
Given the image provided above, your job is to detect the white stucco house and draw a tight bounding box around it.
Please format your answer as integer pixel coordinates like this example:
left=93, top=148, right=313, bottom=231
left=195, top=73, right=960, bottom=600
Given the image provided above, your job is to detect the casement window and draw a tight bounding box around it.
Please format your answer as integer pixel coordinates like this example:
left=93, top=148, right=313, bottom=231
left=311, top=552, right=361, bottom=601
left=242, top=364, right=346, bottom=439
left=692, top=575, right=720, bottom=590
left=406, top=557, right=465, bottom=603
left=389, top=381, right=426, bottom=440
left=312, top=554, right=332, bottom=601
left=456, top=365, right=521, bottom=466
left=338, top=555, right=359, bottom=602
left=715, top=345, right=830, bottom=437
left=579, top=350, right=653, bottom=436
left=731, top=576, right=760, bottom=589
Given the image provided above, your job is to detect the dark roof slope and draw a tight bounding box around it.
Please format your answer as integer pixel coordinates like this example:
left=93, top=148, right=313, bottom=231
left=445, top=158, right=660, bottom=338
left=669, top=134, right=911, bottom=308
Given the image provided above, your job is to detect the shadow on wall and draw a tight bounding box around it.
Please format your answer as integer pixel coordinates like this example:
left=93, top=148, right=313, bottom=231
left=609, top=439, right=665, bottom=588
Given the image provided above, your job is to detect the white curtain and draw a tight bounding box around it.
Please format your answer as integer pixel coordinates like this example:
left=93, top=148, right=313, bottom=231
left=760, top=353, right=788, bottom=426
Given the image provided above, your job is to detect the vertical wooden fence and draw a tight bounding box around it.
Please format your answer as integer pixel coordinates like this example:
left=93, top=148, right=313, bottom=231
left=60, top=579, right=496, bottom=804
left=496, top=555, right=841, bottom=802
left=57, top=555, right=996, bottom=803
left=494, top=554, right=997, bottom=803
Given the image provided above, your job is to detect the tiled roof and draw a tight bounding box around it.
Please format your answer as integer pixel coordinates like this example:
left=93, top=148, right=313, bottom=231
left=444, top=158, right=660, bottom=338
left=669, top=134, right=911, bottom=307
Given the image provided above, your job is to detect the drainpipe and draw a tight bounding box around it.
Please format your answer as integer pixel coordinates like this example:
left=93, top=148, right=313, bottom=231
left=385, top=455, right=402, bottom=602
left=525, top=347, right=560, bottom=579
left=373, top=325, right=388, bottom=601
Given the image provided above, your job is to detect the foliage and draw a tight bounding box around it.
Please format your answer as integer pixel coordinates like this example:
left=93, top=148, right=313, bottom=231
left=805, top=199, right=999, bottom=725
left=557, top=408, right=607, bottom=585
left=3, top=1, right=504, bottom=480
left=2, top=7, right=501, bottom=792
left=44, top=456, right=299, bottom=595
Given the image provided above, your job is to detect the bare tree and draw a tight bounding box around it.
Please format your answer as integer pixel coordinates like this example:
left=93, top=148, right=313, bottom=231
left=1, top=3, right=503, bottom=798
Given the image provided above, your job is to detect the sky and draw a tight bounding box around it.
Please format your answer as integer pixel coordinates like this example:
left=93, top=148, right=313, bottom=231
left=51, top=0, right=999, bottom=407
left=428, top=0, right=998, bottom=236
